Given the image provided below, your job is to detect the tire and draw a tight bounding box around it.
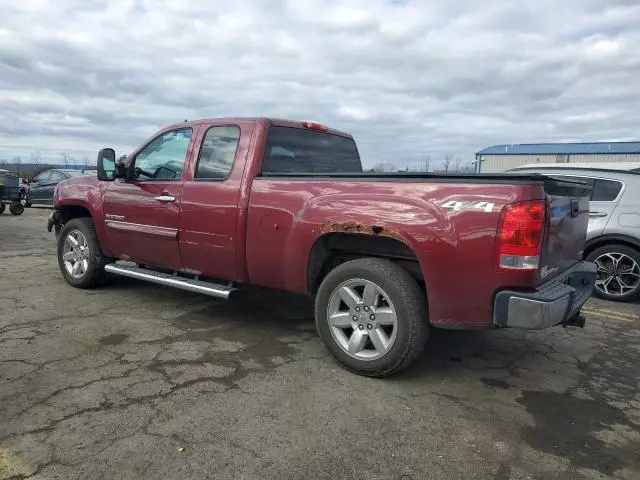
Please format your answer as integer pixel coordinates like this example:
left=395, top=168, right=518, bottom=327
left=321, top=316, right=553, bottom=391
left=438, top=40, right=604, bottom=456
left=57, top=217, right=110, bottom=289
left=586, top=244, right=640, bottom=302
left=9, top=202, right=24, bottom=216
left=0, top=203, right=5, bottom=214
left=315, top=258, right=429, bottom=377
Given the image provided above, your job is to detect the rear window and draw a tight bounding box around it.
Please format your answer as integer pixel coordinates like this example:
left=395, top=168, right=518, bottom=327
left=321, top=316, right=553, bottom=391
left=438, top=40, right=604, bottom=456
left=262, top=126, right=362, bottom=175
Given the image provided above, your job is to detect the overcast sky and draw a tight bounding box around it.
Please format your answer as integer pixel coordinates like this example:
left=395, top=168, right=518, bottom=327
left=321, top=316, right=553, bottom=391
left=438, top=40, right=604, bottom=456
left=1, top=0, right=639, bottom=169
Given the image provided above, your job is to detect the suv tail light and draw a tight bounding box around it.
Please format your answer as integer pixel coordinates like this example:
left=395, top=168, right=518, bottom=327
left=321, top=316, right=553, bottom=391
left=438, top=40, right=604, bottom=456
left=496, top=200, right=545, bottom=270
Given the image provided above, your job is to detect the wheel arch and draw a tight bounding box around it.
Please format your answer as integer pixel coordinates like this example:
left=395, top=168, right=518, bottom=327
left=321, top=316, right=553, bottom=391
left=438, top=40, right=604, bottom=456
left=584, top=234, right=640, bottom=258
left=55, top=202, right=112, bottom=257
left=306, top=231, right=425, bottom=295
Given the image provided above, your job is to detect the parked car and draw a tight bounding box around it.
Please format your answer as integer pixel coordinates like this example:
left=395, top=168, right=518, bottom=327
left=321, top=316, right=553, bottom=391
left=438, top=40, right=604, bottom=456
left=509, top=163, right=640, bottom=302
left=47, top=118, right=596, bottom=376
left=26, top=169, right=95, bottom=206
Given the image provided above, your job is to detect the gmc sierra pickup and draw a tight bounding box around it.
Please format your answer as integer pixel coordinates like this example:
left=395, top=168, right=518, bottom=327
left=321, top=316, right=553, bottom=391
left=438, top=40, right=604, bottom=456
left=48, top=117, right=597, bottom=376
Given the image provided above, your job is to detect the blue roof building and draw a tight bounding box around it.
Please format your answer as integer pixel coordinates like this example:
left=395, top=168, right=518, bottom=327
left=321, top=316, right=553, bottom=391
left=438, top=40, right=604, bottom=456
left=475, top=141, right=640, bottom=173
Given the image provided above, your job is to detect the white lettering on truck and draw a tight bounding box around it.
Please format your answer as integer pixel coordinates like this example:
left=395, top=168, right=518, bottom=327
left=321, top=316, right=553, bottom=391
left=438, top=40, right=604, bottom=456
left=441, top=200, right=495, bottom=213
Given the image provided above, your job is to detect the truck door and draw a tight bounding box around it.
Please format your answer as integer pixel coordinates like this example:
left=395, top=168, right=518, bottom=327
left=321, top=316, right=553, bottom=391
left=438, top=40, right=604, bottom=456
left=102, top=127, right=196, bottom=271
left=179, top=123, right=250, bottom=281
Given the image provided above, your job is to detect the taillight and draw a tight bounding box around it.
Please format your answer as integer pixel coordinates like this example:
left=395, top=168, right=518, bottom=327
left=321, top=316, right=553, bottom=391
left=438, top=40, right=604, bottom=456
left=496, top=200, right=545, bottom=270
left=301, top=121, right=328, bottom=132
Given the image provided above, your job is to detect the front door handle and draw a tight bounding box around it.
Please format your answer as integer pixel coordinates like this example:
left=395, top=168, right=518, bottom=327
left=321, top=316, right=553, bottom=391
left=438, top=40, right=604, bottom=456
left=589, top=212, right=608, bottom=218
left=154, top=195, right=175, bottom=202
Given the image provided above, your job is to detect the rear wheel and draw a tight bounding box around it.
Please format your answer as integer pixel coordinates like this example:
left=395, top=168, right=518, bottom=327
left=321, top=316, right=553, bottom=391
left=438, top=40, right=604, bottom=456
left=0, top=202, right=5, bottom=214
left=315, top=258, right=429, bottom=377
left=57, top=217, right=110, bottom=289
left=586, top=244, right=640, bottom=301
left=9, top=202, right=24, bottom=216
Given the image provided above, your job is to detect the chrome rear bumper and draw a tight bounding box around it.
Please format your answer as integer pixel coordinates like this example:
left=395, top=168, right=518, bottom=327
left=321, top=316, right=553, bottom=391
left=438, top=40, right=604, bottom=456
left=493, top=262, right=597, bottom=330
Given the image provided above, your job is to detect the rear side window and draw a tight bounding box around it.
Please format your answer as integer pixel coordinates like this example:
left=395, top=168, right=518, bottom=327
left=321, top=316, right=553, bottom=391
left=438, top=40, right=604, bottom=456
left=196, top=126, right=240, bottom=180
left=591, top=179, right=622, bottom=201
left=548, top=175, right=622, bottom=202
left=262, top=126, right=362, bottom=175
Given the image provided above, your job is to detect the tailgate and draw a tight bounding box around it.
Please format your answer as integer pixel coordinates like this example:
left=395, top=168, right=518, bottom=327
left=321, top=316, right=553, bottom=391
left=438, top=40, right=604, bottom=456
left=539, top=177, right=592, bottom=282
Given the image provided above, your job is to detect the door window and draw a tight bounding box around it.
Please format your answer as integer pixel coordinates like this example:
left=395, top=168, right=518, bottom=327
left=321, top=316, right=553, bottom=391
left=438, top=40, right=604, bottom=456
left=591, top=179, right=622, bottom=202
left=133, top=128, right=193, bottom=180
left=195, top=126, right=240, bottom=180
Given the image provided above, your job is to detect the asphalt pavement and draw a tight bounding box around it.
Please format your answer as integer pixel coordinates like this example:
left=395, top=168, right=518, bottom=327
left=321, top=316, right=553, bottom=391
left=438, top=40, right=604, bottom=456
left=1, top=209, right=639, bottom=480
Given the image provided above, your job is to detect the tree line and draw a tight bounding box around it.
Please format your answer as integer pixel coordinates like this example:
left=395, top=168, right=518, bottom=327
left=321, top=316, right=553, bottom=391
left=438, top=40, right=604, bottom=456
left=0, top=151, right=95, bottom=180
left=370, top=154, right=474, bottom=173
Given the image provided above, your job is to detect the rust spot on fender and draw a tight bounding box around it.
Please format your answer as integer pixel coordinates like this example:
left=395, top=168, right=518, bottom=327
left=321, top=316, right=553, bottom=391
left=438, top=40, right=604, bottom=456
left=320, top=221, right=406, bottom=243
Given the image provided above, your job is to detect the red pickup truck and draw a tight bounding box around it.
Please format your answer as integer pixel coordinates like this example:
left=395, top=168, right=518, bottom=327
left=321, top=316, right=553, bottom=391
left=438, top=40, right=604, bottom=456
left=48, top=117, right=596, bottom=376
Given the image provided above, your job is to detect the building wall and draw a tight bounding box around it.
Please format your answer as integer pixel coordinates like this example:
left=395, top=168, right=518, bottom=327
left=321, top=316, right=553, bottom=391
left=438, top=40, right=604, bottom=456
left=477, top=153, right=640, bottom=173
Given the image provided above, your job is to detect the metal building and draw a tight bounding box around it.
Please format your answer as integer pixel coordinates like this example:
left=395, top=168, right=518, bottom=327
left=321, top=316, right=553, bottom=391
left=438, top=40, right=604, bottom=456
left=475, top=141, right=640, bottom=173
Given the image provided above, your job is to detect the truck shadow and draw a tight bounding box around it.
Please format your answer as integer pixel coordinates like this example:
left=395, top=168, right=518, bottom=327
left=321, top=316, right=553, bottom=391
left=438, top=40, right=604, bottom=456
left=106, top=277, right=573, bottom=378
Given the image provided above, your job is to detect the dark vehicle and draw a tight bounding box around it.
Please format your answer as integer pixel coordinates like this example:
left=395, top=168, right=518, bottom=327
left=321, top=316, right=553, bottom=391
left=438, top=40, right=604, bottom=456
left=0, top=169, right=26, bottom=215
left=27, top=169, right=95, bottom=206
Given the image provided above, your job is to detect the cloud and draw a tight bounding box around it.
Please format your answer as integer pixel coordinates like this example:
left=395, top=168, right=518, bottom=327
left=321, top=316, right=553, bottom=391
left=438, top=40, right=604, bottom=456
left=1, top=0, right=639, bottom=169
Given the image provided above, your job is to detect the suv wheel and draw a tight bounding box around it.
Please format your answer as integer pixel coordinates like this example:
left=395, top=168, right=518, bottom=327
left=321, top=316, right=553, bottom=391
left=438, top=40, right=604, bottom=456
left=57, top=217, right=110, bottom=289
left=315, top=258, right=429, bottom=377
left=586, top=244, right=640, bottom=302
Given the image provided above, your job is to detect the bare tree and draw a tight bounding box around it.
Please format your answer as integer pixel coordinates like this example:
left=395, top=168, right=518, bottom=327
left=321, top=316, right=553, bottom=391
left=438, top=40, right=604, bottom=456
left=442, top=154, right=452, bottom=173
left=454, top=157, right=463, bottom=172
left=31, top=151, right=42, bottom=166
left=12, top=156, right=22, bottom=173
left=82, top=155, right=93, bottom=167
left=423, top=154, right=431, bottom=173
left=372, top=162, right=395, bottom=173
left=61, top=152, right=74, bottom=167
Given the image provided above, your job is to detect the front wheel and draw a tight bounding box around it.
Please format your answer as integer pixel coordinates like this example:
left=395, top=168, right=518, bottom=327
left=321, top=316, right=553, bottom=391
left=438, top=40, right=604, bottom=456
left=57, top=217, right=110, bottom=289
left=315, top=258, right=429, bottom=377
left=586, top=244, right=640, bottom=301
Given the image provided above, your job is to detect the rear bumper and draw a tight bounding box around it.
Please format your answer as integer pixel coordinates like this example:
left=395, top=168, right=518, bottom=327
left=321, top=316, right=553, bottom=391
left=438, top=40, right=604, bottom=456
left=493, top=261, right=597, bottom=330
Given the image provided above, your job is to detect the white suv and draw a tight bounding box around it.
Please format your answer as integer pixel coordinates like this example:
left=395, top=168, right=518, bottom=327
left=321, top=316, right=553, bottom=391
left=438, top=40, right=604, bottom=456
left=510, top=163, right=640, bottom=302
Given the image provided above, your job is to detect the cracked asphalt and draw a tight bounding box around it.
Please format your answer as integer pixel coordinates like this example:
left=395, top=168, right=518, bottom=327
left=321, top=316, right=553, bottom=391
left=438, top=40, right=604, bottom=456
left=1, top=209, right=639, bottom=480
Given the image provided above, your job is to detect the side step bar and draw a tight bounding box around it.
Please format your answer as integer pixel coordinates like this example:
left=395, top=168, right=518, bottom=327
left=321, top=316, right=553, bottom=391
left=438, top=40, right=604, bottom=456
left=104, top=263, right=235, bottom=299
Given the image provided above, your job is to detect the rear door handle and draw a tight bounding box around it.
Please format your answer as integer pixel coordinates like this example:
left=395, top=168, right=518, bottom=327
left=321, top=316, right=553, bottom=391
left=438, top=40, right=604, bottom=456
left=589, top=212, right=608, bottom=218
left=154, top=195, right=175, bottom=202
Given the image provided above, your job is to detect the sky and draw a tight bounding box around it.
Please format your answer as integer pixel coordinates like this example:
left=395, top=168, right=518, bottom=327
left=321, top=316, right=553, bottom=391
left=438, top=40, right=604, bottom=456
left=1, top=0, right=639, bottom=169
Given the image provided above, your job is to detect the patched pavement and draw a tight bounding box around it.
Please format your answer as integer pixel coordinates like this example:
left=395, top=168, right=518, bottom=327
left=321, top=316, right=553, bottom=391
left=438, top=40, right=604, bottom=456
left=1, top=209, right=639, bottom=480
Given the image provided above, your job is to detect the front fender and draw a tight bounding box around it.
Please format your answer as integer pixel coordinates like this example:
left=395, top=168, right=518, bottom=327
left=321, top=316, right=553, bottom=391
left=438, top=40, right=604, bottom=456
left=53, top=180, right=111, bottom=256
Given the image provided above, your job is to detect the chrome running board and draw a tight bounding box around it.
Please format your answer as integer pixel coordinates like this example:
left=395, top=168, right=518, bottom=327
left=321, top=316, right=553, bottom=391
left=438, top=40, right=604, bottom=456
left=104, top=263, right=235, bottom=299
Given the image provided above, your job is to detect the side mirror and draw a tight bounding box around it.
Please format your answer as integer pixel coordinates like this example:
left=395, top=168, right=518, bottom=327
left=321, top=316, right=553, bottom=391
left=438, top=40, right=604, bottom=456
left=97, top=148, right=116, bottom=181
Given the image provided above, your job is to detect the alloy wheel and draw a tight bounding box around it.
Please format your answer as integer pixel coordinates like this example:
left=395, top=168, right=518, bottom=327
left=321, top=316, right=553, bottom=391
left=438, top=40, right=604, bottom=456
left=62, top=229, right=90, bottom=279
left=327, top=278, right=398, bottom=361
left=594, top=252, right=640, bottom=297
